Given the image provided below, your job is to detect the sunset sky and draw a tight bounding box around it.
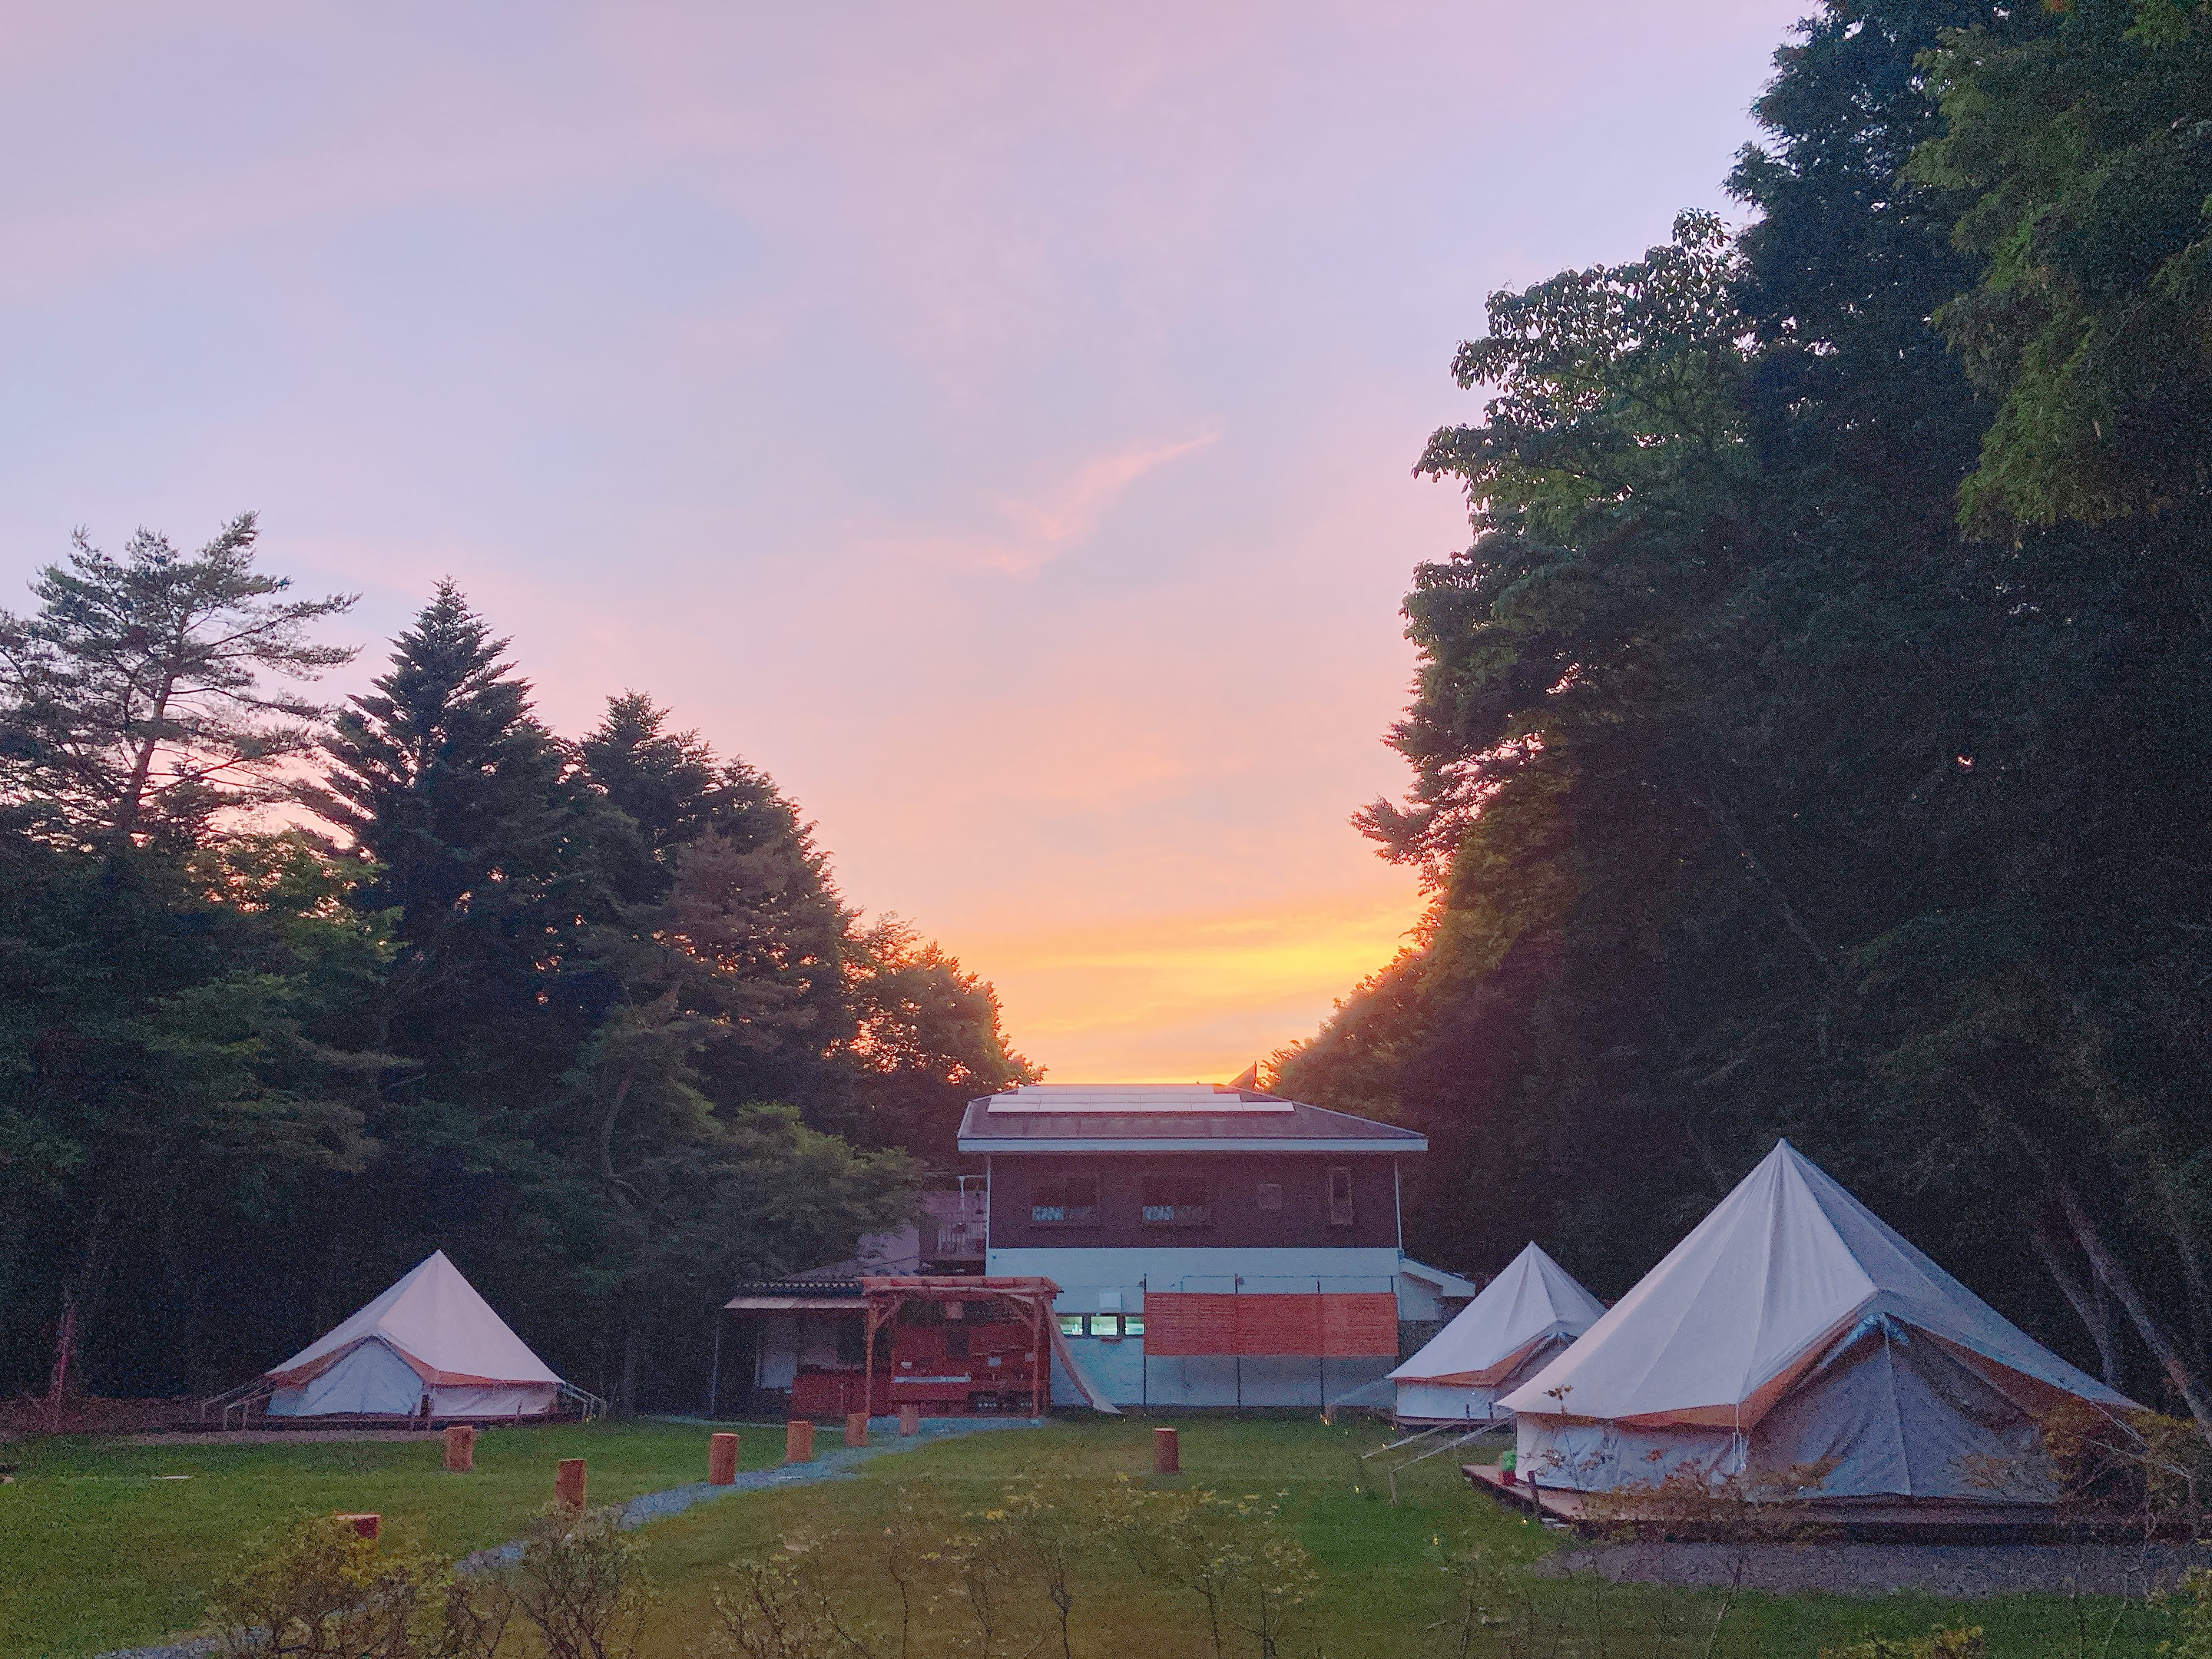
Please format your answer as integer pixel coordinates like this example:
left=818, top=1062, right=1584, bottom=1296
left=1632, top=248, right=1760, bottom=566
left=0, top=1, right=1803, bottom=1082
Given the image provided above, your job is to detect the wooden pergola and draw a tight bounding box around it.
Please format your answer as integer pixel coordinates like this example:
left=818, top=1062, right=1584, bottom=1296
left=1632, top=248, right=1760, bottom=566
left=859, top=1274, right=1063, bottom=1416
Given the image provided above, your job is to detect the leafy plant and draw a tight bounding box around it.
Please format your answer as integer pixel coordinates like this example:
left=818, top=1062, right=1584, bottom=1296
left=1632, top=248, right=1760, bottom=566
left=203, top=1515, right=442, bottom=1659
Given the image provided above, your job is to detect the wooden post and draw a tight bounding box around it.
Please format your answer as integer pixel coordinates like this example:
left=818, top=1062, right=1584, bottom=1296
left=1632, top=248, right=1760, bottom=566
left=556, top=1457, right=588, bottom=1508
left=704, top=1310, right=723, bottom=1420
left=1153, top=1426, right=1180, bottom=1474
left=443, top=1425, right=475, bottom=1473
left=1032, top=1296, right=1048, bottom=1419
left=784, top=1419, right=815, bottom=1463
left=898, top=1403, right=920, bottom=1435
left=864, top=1294, right=885, bottom=1399
left=709, top=1432, right=740, bottom=1485
left=336, top=1512, right=382, bottom=1539
left=844, top=1411, right=869, bottom=1448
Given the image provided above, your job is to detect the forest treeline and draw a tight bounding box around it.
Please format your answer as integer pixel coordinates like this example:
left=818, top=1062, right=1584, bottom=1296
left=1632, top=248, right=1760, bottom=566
left=1277, top=0, right=2212, bottom=1434
left=0, top=541, right=1035, bottom=1411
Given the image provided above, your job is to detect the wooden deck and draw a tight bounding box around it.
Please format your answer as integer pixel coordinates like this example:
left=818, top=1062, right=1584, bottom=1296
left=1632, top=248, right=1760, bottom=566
left=1465, top=1462, right=1588, bottom=1525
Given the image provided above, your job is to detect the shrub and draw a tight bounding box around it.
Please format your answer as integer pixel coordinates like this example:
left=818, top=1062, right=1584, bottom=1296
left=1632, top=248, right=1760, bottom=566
left=204, top=1515, right=443, bottom=1658
left=2045, top=1402, right=2210, bottom=1535
left=505, top=1502, right=653, bottom=1659
left=1819, top=1628, right=1984, bottom=1659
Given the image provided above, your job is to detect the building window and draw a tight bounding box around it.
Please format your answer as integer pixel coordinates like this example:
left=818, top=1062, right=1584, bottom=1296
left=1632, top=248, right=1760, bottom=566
left=1327, top=1166, right=1355, bottom=1227
left=1142, top=1175, right=1210, bottom=1227
left=1057, top=1313, right=1085, bottom=1336
left=1256, top=1182, right=1283, bottom=1211
left=1124, top=1313, right=1145, bottom=1337
left=1031, top=1174, right=1099, bottom=1224
left=1088, top=1314, right=1121, bottom=1339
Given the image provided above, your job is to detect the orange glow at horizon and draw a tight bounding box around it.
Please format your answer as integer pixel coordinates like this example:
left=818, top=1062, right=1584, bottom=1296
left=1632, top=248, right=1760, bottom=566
left=939, top=876, right=1425, bottom=1084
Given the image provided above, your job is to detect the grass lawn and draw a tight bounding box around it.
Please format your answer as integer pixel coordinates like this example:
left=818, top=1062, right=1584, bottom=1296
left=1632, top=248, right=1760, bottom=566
left=0, top=1417, right=787, bottom=1657
left=0, top=1415, right=2185, bottom=1657
left=620, top=1418, right=2178, bottom=1657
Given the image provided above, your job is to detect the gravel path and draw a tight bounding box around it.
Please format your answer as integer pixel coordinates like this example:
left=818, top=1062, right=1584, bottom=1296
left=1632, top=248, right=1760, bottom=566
left=1537, top=1539, right=2212, bottom=1598
left=97, top=1416, right=1043, bottom=1659
left=127, top=1429, right=448, bottom=1445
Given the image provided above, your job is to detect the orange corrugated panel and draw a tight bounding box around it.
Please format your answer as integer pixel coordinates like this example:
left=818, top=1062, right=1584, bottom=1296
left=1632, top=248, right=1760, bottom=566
left=1320, top=1293, right=1400, bottom=1356
left=1141, top=1293, right=1401, bottom=1357
left=1140, top=1293, right=1237, bottom=1356
left=1233, top=1295, right=1323, bottom=1356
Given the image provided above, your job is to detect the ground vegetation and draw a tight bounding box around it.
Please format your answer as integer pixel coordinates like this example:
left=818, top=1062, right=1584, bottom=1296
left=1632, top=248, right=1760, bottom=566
left=1, top=1419, right=2186, bottom=1658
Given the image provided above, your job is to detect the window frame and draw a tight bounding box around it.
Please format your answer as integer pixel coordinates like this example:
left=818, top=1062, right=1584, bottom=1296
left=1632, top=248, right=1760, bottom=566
left=1029, top=1172, right=1101, bottom=1226
left=1326, top=1165, right=1356, bottom=1228
left=1141, top=1173, right=1211, bottom=1228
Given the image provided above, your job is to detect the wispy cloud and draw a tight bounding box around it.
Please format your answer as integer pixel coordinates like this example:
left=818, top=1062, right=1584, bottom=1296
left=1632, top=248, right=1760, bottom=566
left=864, top=432, right=1218, bottom=575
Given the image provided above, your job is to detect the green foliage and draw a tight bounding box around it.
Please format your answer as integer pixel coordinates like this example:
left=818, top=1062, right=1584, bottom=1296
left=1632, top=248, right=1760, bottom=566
left=1819, top=1628, right=1985, bottom=1659
left=1288, top=0, right=2212, bottom=1430
left=2157, top=1567, right=2212, bottom=1659
left=1912, top=0, right=2212, bottom=531
left=1417, top=210, right=1753, bottom=547
left=204, top=1513, right=445, bottom=1658
left=0, top=513, right=356, bottom=848
left=502, top=1502, right=654, bottom=1659
left=0, top=552, right=1020, bottom=1414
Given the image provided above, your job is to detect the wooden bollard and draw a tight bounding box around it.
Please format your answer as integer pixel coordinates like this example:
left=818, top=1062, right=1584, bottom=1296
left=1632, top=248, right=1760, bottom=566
left=335, top=1512, right=382, bottom=1540
left=845, top=1412, right=869, bottom=1448
left=556, top=1456, right=588, bottom=1508
left=784, top=1419, right=815, bottom=1463
left=897, top=1404, right=919, bottom=1436
left=443, top=1425, right=475, bottom=1473
left=709, top=1432, right=740, bottom=1485
left=1153, top=1426, right=1180, bottom=1474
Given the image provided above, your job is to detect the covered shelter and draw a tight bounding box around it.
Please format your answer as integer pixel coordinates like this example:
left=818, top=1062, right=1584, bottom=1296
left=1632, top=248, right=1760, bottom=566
left=1495, top=1141, right=2137, bottom=1522
left=252, top=1250, right=580, bottom=1422
left=860, top=1275, right=1119, bottom=1417
left=1389, top=1243, right=1604, bottom=1425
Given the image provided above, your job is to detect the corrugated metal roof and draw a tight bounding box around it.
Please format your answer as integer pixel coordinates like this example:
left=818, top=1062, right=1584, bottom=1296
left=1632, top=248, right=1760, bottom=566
left=957, top=1092, right=1426, bottom=1153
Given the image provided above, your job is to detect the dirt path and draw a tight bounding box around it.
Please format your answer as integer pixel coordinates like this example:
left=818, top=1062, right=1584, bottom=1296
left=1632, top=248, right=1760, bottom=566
left=127, top=1429, right=448, bottom=1445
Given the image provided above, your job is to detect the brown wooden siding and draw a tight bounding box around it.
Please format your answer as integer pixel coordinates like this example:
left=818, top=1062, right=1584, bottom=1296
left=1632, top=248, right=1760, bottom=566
left=988, top=1153, right=1400, bottom=1250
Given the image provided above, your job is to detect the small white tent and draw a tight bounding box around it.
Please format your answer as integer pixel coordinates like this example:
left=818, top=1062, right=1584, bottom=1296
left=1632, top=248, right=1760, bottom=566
left=1389, top=1243, right=1605, bottom=1424
left=265, top=1250, right=566, bottom=1419
left=1498, top=1141, right=2137, bottom=1508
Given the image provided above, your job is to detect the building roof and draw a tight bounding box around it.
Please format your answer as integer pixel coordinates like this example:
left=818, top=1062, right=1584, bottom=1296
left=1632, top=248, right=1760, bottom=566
left=957, top=1083, right=1427, bottom=1154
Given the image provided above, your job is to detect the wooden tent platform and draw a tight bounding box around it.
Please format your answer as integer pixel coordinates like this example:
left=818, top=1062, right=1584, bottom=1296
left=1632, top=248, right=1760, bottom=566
left=1463, top=1463, right=2116, bottom=1543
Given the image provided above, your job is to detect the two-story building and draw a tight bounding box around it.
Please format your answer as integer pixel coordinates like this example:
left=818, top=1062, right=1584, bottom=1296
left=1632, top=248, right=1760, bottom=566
left=961, top=1082, right=1478, bottom=1408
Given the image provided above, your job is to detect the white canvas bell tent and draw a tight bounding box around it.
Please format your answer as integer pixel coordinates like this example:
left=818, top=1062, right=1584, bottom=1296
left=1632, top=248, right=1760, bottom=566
left=1499, top=1141, right=2138, bottom=1508
left=264, top=1250, right=568, bottom=1419
left=1389, top=1243, right=1605, bottom=1424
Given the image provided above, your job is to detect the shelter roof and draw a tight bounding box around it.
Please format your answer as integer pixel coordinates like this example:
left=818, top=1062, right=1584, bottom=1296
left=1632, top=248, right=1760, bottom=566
left=1498, top=1141, right=2137, bottom=1429
left=957, top=1084, right=1426, bottom=1154
left=1391, top=1243, right=1605, bottom=1386
left=858, top=1274, right=1061, bottom=1300
left=265, top=1250, right=563, bottom=1389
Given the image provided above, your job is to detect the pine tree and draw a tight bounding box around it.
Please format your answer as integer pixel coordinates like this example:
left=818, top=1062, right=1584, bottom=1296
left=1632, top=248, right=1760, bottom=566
left=0, top=513, right=356, bottom=848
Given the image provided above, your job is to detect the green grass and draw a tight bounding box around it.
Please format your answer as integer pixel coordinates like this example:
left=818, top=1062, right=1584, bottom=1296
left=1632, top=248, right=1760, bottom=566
left=0, top=1418, right=786, bottom=1657
left=622, top=1417, right=2177, bottom=1658
left=0, top=1416, right=2186, bottom=1657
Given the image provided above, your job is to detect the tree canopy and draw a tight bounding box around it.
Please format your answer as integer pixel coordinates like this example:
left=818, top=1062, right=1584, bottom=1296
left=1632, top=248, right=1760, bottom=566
left=0, top=550, right=1033, bottom=1412
left=1282, top=0, right=2212, bottom=1439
